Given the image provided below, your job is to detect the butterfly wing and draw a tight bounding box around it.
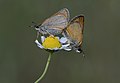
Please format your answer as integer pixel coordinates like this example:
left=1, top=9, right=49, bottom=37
left=41, top=8, right=70, bottom=35
left=65, top=15, right=84, bottom=46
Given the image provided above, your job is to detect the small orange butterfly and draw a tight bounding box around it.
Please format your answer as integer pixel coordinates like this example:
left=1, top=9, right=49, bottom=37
left=63, top=15, right=84, bottom=53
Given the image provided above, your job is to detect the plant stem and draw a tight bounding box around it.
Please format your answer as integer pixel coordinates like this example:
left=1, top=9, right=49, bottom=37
left=34, top=53, right=52, bottom=83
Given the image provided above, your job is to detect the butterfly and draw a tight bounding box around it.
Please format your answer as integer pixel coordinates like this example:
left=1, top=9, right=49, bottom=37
left=63, top=15, right=84, bottom=53
left=32, top=8, right=70, bottom=37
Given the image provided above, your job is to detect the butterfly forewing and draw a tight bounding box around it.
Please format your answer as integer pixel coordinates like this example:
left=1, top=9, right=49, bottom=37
left=41, top=8, right=70, bottom=35
left=53, top=8, right=70, bottom=21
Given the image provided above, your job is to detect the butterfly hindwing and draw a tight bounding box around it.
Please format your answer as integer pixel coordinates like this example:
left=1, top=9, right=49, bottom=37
left=64, top=15, right=84, bottom=52
left=66, top=15, right=84, bottom=45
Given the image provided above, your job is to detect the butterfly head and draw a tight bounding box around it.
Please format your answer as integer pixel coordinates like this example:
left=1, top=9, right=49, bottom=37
left=76, top=47, right=82, bottom=53
left=29, top=22, right=40, bottom=30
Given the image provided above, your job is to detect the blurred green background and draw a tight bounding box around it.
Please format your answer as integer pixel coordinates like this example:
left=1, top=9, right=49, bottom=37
left=0, top=0, right=120, bottom=83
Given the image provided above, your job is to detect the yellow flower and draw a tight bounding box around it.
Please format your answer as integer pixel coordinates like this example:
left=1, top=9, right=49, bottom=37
left=42, top=36, right=61, bottom=49
left=35, top=35, right=71, bottom=51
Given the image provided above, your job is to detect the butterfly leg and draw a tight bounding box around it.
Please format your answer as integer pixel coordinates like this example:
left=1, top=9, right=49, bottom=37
left=36, top=31, right=40, bottom=39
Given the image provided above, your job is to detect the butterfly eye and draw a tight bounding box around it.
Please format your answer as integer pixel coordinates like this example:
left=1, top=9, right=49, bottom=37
left=35, top=26, right=39, bottom=28
left=77, top=48, right=82, bottom=53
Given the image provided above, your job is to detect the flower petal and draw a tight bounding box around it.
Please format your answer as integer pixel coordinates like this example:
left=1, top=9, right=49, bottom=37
left=61, top=44, right=70, bottom=48
left=35, top=40, right=44, bottom=48
left=46, top=47, right=59, bottom=51
left=63, top=48, right=72, bottom=51
left=60, top=37, right=68, bottom=43
left=60, top=43, right=71, bottom=51
left=56, top=37, right=60, bottom=40
left=41, top=36, right=45, bottom=43
left=52, top=48, right=59, bottom=50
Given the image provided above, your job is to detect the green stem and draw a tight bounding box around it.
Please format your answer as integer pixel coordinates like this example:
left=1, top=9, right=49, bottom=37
left=34, top=53, right=52, bottom=83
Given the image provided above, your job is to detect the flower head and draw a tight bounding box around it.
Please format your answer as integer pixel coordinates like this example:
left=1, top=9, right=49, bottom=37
left=35, top=35, right=71, bottom=51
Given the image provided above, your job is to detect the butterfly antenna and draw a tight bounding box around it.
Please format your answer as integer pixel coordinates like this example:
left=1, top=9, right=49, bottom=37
left=29, top=21, right=38, bottom=28
left=80, top=48, right=85, bottom=57
left=82, top=51, right=85, bottom=57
